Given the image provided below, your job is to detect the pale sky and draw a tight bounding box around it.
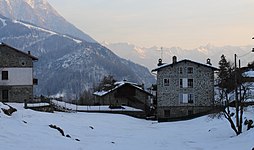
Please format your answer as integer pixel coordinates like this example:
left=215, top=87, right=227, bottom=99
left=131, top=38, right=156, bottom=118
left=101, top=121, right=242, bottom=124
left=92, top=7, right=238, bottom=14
left=48, top=0, right=254, bottom=49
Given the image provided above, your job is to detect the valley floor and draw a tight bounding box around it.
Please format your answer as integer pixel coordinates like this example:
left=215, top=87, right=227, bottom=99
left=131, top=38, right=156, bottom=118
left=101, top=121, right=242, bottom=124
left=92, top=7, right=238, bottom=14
left=0, top=103, right=253, bottom=150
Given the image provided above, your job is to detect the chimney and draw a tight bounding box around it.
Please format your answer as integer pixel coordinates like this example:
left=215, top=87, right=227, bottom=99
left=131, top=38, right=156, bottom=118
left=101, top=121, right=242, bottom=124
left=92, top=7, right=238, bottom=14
left=206, top=58, right=212, bottom=65
left=157, top=58, right=163, bottom=66
left=172, top=56, right=177, bottom=64
left=28, top=51, right=31, bottom=55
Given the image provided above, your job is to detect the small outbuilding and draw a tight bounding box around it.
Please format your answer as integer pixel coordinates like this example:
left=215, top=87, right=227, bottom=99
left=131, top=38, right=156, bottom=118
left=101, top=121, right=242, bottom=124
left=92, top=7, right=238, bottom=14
left=93, top=81, right=153, bottom=113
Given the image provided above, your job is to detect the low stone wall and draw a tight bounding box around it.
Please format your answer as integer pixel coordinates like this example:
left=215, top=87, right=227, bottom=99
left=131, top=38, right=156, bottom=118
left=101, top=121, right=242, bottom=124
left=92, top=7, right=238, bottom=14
left=26, top=105, right=54, bottom=113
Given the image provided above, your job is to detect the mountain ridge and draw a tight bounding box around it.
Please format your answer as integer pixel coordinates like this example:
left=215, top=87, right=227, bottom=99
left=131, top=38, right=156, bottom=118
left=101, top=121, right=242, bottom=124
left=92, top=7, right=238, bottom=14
left=0, top=15, right=155, bottom=97
left=102, top=42, right=254, bottom=70
left=0, top=0, right=96, bottom=42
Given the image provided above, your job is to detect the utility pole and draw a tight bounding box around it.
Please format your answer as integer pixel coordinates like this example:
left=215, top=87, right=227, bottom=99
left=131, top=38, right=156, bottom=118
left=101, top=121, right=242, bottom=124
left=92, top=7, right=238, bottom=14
left=234, top=54, right=239, bottom=131
left=160, top=47, right=163, bottom=60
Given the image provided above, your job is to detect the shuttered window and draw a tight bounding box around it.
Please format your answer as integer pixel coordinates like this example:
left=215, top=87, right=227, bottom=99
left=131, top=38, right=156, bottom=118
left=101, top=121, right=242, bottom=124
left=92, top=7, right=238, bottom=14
left=180, top=93, right=194, bottom=104
left=180, top=78, right=188, bottom=88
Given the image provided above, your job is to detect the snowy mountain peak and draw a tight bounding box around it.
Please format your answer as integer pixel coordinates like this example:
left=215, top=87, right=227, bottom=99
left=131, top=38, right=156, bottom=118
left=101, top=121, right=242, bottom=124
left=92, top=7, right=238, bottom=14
left=104, top=42, right=254, bottom=70
left=26, top=0, right=35, bottom=8
left=25, top=0, right=50, bottom=9
left=0, top=0, right=96, bottom=42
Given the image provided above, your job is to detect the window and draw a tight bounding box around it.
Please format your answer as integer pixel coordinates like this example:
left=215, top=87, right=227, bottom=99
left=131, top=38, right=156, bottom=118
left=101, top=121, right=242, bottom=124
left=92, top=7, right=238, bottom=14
left=33, top=78, right=38, bottom=85
left=188, top=93, right=194, bottom=103
left=164, top=78, right=170, bottom=86
left=2, top=90, right=9, bottom=100
left=179, top=67, right=183, bottom=74
left=180, top=78, right=188, bottom=88
left=164, top=110, right=171, bottom=117
left=180, top=93, right=194, bottom=104
left=188, top=79, right=193, bottom=88
left=187, top=67, right=193, bottom=74
left=2, top=71, right=8, bottom=80
left=179, top=93, right=188, bottom=103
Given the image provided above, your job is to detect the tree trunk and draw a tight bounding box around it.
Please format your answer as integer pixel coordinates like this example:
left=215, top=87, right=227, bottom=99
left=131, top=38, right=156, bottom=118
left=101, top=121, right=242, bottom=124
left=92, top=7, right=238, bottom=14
left=224, top=111, right=239, bottom=135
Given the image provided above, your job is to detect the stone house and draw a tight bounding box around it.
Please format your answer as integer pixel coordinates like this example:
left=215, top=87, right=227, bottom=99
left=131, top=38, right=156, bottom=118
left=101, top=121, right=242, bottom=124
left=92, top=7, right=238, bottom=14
left=152, top=56, right=218, bottom=121
left=93, top=81, right=153, bottom=113
left=0, top=43, right=38, bottom=102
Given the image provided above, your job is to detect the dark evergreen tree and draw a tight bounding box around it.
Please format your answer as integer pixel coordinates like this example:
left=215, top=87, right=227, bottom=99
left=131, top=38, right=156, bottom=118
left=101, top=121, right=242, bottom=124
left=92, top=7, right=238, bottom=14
left=217, top=55, right=234, bottom=92
left=94, top=75, right=117, bottom=92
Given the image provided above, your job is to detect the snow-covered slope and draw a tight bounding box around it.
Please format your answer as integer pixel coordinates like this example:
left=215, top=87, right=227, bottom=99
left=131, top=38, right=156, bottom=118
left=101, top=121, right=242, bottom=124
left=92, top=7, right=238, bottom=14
left=103, top=42, right=254, bottom=70
left=0, top=0, right=96, bottom=42
left=0, top=103, right=253, bottom=150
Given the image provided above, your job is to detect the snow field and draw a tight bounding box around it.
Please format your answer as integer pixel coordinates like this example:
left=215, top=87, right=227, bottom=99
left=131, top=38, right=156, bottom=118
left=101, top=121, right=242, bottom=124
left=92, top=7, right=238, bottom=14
left=0, top=103, right=253, bottom=150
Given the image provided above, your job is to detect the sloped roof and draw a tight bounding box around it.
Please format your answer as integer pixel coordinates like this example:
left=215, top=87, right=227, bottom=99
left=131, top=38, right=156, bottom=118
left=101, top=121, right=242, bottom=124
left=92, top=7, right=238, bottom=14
left=152, top=59, right=219, bottom=72
left=0, top=42, right=38, bottom=60
left=93, top=81, right=153, bottom=97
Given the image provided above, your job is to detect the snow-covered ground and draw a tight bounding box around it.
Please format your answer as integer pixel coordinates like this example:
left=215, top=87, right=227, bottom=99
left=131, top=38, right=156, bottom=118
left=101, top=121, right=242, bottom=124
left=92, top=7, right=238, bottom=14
left=0, top=103, right=253, bottom=150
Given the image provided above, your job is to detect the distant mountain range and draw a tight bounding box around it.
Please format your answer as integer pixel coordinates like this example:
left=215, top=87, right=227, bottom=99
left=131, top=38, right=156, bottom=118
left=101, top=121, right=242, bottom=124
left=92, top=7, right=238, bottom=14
left=102, top=42, right=254, bottom=70
left=0, top=0, right=156, bottom=98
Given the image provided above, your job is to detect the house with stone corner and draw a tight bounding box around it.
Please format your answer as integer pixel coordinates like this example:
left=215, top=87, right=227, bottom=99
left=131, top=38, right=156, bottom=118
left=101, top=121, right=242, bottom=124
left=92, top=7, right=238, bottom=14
left=93, top=81, right=153, bottom=115
left=0, top=43, right=38, bottom=102
left=152, top=56, right=219, bottom=121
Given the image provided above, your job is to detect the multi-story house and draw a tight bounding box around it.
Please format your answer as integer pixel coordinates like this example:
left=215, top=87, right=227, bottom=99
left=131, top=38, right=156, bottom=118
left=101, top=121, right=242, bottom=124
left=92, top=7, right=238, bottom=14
left=152, top=56, right=218, bottom=121
left=0, top=43, right=38, bottom=102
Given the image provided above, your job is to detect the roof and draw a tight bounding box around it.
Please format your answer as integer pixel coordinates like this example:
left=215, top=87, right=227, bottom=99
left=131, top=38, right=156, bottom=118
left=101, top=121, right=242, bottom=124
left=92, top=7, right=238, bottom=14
left=152, top=59, right=219, bottom=72
left=0, top=42, right=38, bottom=61
left=243, top=70, right=254, bottom=78
left=93, top=81, right=153, bottom=97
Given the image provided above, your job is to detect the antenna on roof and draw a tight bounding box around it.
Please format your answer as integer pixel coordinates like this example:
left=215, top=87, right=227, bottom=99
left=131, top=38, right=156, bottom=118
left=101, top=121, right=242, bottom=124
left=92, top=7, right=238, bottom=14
left=160, top=47, right=163, bottom=60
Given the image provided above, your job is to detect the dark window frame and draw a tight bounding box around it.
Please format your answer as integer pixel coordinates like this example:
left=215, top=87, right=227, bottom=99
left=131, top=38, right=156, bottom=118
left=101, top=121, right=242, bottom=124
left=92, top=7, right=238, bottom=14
left=163, top=78, right=170, bottom=86
left=2, top=71, right=8, bottom=80
left=188, top=93, right=194, bottom=103
left=164, top=110, right=171, bottom=117
left=2, top=90, right=9, bottom=100
left=188, top=79, right=193, bottom=88
left=179, top=79, right=183, bottom=88
left=187, top=67, right=194, bottom=74
left=179, top=67, right=183, bottom=74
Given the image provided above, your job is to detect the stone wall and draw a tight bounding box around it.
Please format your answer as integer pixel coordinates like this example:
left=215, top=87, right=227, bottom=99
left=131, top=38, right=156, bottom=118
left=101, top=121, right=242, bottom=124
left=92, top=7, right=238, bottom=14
left=0, top=46, right=33, bottom=67
left=157, top=106, right=214, bottom=119
left=0, top=86, right=33, bottom=102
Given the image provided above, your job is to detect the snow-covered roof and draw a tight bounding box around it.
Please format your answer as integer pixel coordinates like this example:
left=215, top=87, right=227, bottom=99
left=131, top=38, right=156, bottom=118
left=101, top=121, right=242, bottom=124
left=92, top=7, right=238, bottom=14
left=93, top=90, right=109, bottom=97
left=152, top=59, right=219, bottom=72
left=93, top=81, right=152, bottom=97
left=243, top=70, right=254, bottom=77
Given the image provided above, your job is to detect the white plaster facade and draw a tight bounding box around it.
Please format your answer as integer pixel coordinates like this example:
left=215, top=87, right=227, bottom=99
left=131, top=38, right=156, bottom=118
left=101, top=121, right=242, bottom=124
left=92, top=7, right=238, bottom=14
left=0, top=68, right=33, bottom=85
